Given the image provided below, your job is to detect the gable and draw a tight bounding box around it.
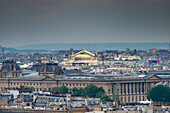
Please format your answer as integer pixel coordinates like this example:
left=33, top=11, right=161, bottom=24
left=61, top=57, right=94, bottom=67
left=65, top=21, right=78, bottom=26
left=41, top=76, right=56, bottom=81
left=73, top=50, right=95, bottom=57
left=0, top=69, right=9, bottom=73
left=148, top=74, right=161, bottom=80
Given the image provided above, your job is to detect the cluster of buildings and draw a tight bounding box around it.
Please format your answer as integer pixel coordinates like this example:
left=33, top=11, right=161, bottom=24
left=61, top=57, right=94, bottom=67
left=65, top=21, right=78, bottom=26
left=0, top=87, right=105, bottom=111
left=0, top=47, right=170, bottom=111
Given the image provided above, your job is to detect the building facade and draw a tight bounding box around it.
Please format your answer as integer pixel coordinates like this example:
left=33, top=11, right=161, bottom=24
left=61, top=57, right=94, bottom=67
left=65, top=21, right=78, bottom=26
left=0, top=74, right=169, bottom=103
left=66, top=48, right=98, bottom=66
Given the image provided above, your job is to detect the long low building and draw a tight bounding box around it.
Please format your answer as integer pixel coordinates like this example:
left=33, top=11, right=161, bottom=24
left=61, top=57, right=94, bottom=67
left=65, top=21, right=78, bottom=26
left=0, top=73, right=170, bottom=103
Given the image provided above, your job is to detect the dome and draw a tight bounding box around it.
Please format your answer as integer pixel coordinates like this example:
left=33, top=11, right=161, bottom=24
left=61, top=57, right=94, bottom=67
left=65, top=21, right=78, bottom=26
left=75, top=54, right=91, bottom=58
left=32, top=63, right=64, bottom=74
left=1, top=60, right=21, bottom=71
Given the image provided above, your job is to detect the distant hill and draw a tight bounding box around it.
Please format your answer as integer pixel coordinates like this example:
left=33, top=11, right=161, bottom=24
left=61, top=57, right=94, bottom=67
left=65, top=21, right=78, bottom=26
left=3, top=47, right=48, bottom=54
left=15, top=43, right=169, bottom=51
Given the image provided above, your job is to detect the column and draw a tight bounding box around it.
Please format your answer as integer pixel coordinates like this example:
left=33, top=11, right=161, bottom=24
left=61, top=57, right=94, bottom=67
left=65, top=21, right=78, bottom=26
left=136, top=82, right=139, bottom=94
left=126, top=83, right=128, bottom=95
left=129, top=83, right=132, bottom=95
left=144, top=81, right=146, bottom=94
left=119, top=83, right=121, bottom=95
left=122, top=83, right=124, bottom=95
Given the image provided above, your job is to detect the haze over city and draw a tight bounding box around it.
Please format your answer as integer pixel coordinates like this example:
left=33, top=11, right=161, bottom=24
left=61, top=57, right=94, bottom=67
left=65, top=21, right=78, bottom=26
left=0, top=0, right=170, bottom=47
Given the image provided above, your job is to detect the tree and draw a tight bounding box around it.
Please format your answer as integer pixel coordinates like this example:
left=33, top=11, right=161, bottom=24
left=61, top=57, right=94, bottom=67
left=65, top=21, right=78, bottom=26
left=101, top=96, right=113, bottom=102
left=52, top=87, right=61, bottom=94
left=83, top=84, right=106, bottom=98
left=52, top=86, right=69, bottom=94
left=60, top=86, right=69, bottom=94
left=112, top=93, right=115, bottom=102
left=146, top=85, right=170, bottom=104
left=72, top=87, right=84, bottom=95
left=72, top=87, right=79, bottom=95
left=24, top=86, right=35, bottom=92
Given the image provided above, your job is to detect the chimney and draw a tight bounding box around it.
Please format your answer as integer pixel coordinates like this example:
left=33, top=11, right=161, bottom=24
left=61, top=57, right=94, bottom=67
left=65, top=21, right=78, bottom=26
left=44, top=63, right=47, bottom=72
left=13, top=61, right=16, bottom=71
left=20, top=86, right=24, bottom=90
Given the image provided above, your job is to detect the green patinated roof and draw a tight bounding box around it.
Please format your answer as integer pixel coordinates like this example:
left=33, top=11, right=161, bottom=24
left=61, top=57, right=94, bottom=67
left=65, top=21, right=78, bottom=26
left=75, top=54, right=91, bottom=58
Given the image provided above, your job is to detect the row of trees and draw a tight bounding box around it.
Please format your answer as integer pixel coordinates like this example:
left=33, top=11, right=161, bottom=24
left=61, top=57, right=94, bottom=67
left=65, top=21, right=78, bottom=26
left=147, top=85, right=170, bottom=104
left=52, top=84, right=113, bottom=102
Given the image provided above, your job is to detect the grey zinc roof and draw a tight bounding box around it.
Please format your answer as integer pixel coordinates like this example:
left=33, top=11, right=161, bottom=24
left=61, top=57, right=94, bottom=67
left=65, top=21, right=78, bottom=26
left=1, top=60, right=21, bottom=71
left=32, top=63, right=64, bottom=74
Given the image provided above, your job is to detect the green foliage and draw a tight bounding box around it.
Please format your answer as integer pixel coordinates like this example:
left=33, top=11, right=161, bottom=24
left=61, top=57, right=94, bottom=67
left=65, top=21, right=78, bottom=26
left=101, top=96, right=113, bottom=102
left=72, top=87, right=83, bottom=95
left=52, top=86, right=68, bottom=94
left=24, top=86, right=35, bottom=92
left=72, top=87, right=79, bottom=95
left=52, top=84, right=107, bottom=100
left=83, top=84, right=106, bottom=98
left=112, top=93, right=115, bottom=102
left=146, top=85, right=170, bottom=104
left=52, top=87, right=60, bottom=92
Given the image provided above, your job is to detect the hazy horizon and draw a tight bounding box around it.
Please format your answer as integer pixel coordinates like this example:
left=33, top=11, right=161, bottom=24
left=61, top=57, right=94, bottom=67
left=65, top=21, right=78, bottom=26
left=11, top=42, right=169, bottom=51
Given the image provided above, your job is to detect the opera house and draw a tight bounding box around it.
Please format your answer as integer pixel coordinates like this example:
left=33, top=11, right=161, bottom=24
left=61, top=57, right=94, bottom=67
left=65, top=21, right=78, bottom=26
left=66, top=48, right=98, bottom=66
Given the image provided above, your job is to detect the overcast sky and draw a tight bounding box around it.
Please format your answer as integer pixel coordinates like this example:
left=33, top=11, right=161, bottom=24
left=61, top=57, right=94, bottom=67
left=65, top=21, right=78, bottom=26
left=0, top=0, right=170, bottom=47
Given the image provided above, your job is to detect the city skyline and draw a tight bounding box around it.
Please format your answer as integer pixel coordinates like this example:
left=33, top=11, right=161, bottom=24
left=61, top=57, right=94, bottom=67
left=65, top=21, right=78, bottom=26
left=0, top=0, right=170, bottom=47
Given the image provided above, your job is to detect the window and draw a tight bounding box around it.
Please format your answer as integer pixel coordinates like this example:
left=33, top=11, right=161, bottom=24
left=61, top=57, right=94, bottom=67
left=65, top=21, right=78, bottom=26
left=139, top=96, right=141, bottom=101
left=128, top=96, right=130, bottom=102
left=124, top=84, right=126, bottom=94
left=121, top=97, right=123, bottom=102
left=73, top=83, right=74, bottom=86
left=142, top=83, right=144, bottom=94
left=83, top=84, right=85, bottom=86
left=143, top=96, right=145, bottom=101
left=108, top=89, right=110, bottom=94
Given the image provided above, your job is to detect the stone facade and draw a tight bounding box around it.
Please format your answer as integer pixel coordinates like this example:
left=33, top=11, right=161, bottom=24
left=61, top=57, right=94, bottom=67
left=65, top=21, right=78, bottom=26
left=0, top=74, right=169, bottom=103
